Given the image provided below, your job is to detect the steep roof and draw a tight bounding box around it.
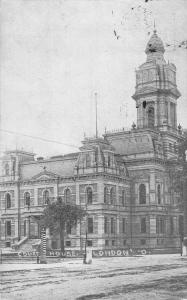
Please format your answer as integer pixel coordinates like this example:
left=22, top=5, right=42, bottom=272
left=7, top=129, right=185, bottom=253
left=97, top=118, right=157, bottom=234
left=20, top=155, right=78, bottom=180
left=108, top=133, right=154, bottom=156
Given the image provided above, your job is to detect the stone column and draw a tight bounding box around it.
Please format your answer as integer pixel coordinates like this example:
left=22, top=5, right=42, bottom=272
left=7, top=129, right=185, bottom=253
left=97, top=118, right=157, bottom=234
left=76, top=183, right=80, bottom=205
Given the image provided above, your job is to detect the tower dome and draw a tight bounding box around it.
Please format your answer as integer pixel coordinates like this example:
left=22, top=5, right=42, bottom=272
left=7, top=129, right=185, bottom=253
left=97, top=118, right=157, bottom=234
left=145, top=30, right=165, bottom=55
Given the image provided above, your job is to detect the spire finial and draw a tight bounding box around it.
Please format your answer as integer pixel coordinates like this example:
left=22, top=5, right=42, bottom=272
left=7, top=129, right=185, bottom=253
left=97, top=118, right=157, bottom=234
left=153, top=20, right=157, bottom=33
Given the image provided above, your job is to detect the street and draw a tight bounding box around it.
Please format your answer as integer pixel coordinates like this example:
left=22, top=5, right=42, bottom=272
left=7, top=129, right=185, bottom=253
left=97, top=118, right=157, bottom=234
left=1, top=254, right=187, bottom=300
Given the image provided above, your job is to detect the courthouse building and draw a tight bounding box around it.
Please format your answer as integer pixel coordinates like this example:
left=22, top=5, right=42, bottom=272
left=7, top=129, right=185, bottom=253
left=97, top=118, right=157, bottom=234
left=0, top=30, right=185, bottom=252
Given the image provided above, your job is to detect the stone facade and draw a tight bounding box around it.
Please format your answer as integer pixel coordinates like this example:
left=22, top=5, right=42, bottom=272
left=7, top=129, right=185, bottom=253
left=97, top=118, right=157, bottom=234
left=0, top=30, right=185, bottom=252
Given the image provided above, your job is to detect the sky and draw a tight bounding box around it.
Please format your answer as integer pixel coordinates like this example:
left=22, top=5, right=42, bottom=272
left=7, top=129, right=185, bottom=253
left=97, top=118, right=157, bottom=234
left=0, top=0, right=187, bottom=157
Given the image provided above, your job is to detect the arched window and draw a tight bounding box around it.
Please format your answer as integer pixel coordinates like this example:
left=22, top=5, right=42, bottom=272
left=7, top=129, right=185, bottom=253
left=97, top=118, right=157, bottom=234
left=139, top=184, right=146, bottom=204
left=104, top=187, right=108, bottom=203
left=6, top=193, right=11, bottom=209
left=24, top=192, right=31, bottom=207
left=110, top=188, right=114, bottom=205
left=122, top=190, right=125, bottom=207
left=5, top=163, right=9, bottom=176
left=148, top=107, right=154, bottom=128
left=43, top=190, right=50, bottom=204
left=86, top=187, right=92, bottom=204
left=157, top=184, right=161, bottom=204
left=64, top=189, right=71, bottom=203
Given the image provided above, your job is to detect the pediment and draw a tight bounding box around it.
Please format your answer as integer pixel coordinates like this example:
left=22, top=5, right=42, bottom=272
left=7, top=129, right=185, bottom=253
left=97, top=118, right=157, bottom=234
left=31, top=171, right=60, bottom=180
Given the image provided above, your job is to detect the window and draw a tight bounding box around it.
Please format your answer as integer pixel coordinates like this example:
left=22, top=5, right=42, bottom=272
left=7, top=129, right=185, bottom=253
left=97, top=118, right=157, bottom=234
left=157, top=185, right=161, bottom=204
left=179, top=215, right=184, bottom=236
left=24, top=192, right=30, bottom=207
left=122, top=218, right=126, bottom=234
left=139, top=184, right=146, bottom=204
left=52, top=240, right=57, bottom=249
left=43, top=190, right=50, bottom=204
left=140, top=239, right=146, bottom=245
left=156, top=217, right=165, bottom=234
left=148, top=106, right=154, bottom=128
left=111, top=218, right=115, bottom=234
left=140, top=217, right=146, bottom=233
left=105, top=240, right=109, bottom=246
left=123, top=240, right=126, bottom=246
left=104, top=187, right=108, bottom=204
left=6, top=221, right=11, bottom=236
left=66, top=240, right=71, bottom=247
left=110, top=188, right=114, bottom=205
left=86, top=187, right=93, bottom=204
left=88, top=217, right=93, bottom=234
left=104, top=217, right=108, bottom=234
left=87, top=240, right=92, bottom=247
left=160, top=218, right=165, bottom=234
left=122, top=190, right=125, bottom=207
left=6, top=193, right=11, bottom=209
left=112, top=240, right=115, bottom=246
left=5, top=163, right=9, bottom=176
left=108, top=155, right=111, bottom=167
left=86, top=153, right=91, bottom=167
left=24, top=220, right=27, bottom=237
left=64, top=189, right=71, bottom=203
left=170, top=217, right=174, bottom=235
left=169, top=143, right=173, bottom=152
left=66, top=222, right=71, bottom=234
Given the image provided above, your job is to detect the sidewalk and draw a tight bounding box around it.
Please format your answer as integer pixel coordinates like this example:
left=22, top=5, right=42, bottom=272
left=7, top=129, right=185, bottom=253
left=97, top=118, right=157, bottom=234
left=0, top=254, right=186, bottom=273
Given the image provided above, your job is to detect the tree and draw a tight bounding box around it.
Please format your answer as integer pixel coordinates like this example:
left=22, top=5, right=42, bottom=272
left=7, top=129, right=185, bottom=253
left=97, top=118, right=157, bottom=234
left=42, top=197, right=86, bottom=256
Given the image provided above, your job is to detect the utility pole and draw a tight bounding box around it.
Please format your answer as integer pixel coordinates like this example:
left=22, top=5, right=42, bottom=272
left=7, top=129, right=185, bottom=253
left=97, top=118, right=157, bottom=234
left=95, top=92, right=98, bottom=138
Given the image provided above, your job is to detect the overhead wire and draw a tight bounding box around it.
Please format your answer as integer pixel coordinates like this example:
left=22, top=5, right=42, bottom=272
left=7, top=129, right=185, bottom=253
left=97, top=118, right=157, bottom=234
left=0, top=129, right=80, bottom=149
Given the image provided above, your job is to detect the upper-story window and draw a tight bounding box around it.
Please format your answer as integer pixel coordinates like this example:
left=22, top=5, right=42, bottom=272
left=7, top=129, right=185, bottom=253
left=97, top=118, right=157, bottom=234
left=148, top=107, right=154, bottom=128
left=64, top=189, right=71, bottom=203
left=110, top=188, right=114, bottom=205
left=157, top=184, right=161, bottom=204
left=86, top=187, right=93, bottom=204
left=108, top=155, right=111, bottom=167
left=86, top=153, right=91, bottom=168
left=104, top=187, right=108, bottom=204
left=24, top=192, right=31, bottom=207
left=139, top=184, right=146, bottom=204
left=43, top=190, right=50, bottom=204
left=122, top=190, right=125, bottom=207
left=6, top=193, right=11, bottom=209
left=5, top=163, right=10, bottom=176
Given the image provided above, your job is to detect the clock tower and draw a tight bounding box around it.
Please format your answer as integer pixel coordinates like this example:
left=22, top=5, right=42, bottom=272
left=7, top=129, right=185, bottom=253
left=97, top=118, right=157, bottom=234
left=132, top=29, right=181, bottom=131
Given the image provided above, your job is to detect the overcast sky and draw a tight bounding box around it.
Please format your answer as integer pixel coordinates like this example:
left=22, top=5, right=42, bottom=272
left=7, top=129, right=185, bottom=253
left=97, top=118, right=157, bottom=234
left=0, top=0, right=187, bottom=157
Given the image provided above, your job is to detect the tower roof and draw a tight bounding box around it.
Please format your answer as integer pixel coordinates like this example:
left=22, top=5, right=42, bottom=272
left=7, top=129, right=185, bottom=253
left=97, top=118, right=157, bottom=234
left=145, top=30, right=165, bottom=55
